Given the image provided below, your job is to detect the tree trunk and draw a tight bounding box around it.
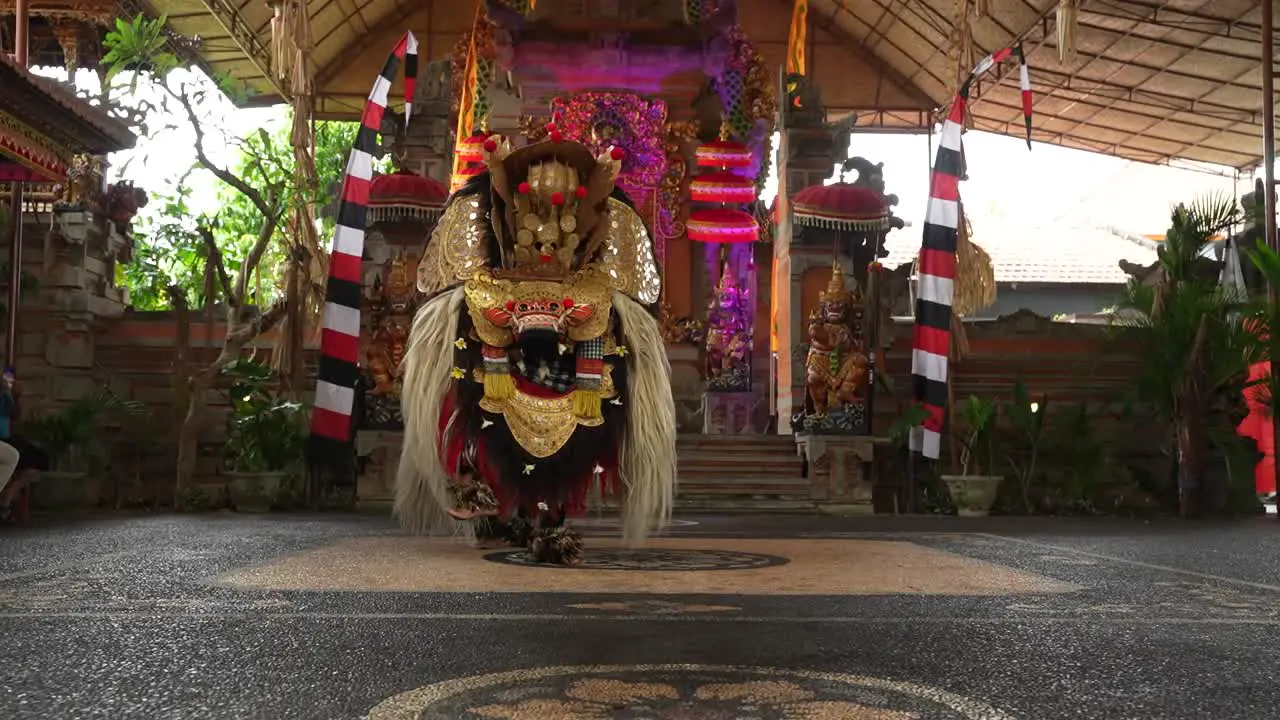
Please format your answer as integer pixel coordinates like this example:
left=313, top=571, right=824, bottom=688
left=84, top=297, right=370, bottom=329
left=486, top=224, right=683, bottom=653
left=174, top=342, right=241, bottom=496
left=174, top=301, right=290, bottom=497
left=1176, top=397, right=1209, bottom=518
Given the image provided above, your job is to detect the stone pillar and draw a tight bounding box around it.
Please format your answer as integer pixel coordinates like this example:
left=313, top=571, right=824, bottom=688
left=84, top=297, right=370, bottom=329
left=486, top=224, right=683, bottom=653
left=796, top=434, right=875, bottom=512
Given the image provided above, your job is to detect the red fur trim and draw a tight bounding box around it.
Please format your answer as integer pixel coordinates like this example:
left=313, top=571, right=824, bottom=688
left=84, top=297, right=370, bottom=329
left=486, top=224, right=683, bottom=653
left=514, top=376, right=573, bottom=399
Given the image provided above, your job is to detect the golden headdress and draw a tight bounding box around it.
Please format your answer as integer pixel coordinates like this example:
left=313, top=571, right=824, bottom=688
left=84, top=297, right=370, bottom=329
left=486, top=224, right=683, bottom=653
left=417, top=123, right=660, bottom=306
left=481, top=126, right=624, bottom=282
left=820, top=260, right=861, bottom=305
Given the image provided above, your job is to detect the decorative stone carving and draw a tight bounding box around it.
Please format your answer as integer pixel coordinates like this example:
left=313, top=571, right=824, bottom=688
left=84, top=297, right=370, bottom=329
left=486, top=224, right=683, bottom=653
left=801, top=264, right=869, bottom=433
left=704, top=265, right=752, bottom=392
left=796, top=434, right=875, bottom=506
left=361, top=251, right=422, bottom=429
left=355, top=430, right=403, bottom=503
left=702, top=391, right=756, bottom=435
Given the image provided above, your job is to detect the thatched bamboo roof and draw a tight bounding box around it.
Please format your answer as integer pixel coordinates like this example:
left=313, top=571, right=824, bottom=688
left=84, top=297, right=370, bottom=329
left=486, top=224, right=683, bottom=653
left=137, top=0, right=1268, bottom=169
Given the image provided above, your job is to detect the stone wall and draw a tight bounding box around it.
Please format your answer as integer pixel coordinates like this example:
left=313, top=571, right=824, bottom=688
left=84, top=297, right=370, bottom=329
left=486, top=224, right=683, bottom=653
left=91, top=307, right=1153, bottom=459
left=5, top=203, right=137, bottom=409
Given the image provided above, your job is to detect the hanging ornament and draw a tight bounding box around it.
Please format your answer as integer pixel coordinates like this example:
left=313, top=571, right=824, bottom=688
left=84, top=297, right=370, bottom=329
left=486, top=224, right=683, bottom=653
left=687, top=208, right=759, bottom=243
left=694, top=137, right=753, bottom=169
left=689, top=170, right=757, bottom=204
left=1057, top=0, right=1078, bottom=63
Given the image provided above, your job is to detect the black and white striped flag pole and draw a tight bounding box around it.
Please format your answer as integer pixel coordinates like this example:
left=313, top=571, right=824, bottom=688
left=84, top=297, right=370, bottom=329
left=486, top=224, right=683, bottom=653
left=308, top=32, right=418, bottom=462
left=909, top=45, right=1031, bottom=461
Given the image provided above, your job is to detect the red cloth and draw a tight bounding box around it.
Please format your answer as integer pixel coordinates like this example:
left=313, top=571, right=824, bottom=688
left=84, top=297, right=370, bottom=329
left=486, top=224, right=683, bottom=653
left=436, top=391, right=621, bottom=516
left=1237, top=361, right=1275, bottom=494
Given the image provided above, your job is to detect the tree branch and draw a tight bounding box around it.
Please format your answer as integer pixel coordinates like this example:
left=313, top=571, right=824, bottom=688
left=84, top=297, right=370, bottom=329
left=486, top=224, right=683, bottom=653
left=194, top=225, right=235, bottom=306
left=227, top=298, right=290, bottom=346
left=164, top=77, right=284, bottom=305
left=236, top=214, right=280, bottom=304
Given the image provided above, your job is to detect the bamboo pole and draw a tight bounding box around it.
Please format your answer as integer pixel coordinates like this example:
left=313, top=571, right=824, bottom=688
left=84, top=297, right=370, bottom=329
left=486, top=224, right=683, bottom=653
left=6, top=0, right=29, bottom=368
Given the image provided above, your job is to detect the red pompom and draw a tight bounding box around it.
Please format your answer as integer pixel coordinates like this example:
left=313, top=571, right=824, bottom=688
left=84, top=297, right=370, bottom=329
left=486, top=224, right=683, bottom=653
left=549, top=131, right=564, bottom=143
left=550, top=191, right=565, bottom=206
left=562, top=298, right=574, bottom=309
left=574, top=186, right=587, bottom=199
left=504, top=300, right=515, bottom=312
left=609, top=146, right=625, bottom=161
left=517, top=182, right=531, bottom=194
left=539, top=254, right=553, bottom=264
left=545, top=122, right=557, bottom=132
left=483, top=138, right=498, bottom=152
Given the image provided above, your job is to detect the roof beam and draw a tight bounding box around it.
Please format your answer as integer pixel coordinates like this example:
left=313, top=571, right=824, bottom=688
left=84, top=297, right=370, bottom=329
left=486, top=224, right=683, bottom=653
left=1036, top=37, right=1258, bottom=96
left=195, top=0, right=285, bottom=98
left=994, top=73, right=1260, bottom=135
left=1016, top=0, right=1263, bottom=166
left=1088, top=0, right=1263, bottom=40
left=975, top=93, right=1255, bottom=158
left=819, top=0, right=956, bottom=104
left=313, top=0, right=415, bottom=88
left=1075, top=16, right=1260, bottom=63
left=900, top=0, right=1055, bottom=90
left=1140, top=58, right=1269, bottom=166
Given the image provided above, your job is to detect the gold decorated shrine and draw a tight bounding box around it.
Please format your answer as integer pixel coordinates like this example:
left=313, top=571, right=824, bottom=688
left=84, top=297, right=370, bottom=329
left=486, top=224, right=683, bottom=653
left=0, top=54, right=134, bottom=182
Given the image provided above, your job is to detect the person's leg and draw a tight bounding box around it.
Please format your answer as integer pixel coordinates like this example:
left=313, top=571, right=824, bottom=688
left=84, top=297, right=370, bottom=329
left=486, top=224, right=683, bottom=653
left=0, top=441, right=20, bottom=506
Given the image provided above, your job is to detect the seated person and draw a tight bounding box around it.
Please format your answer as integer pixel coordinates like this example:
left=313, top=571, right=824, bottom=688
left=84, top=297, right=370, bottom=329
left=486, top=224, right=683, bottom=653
left=0, top=368, right=47, bottom=519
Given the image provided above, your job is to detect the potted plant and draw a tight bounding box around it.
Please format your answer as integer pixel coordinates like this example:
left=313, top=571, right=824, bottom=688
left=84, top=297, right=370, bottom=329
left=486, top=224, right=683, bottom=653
left=941, top=395, right=1004, bottom=516
left=25, top=388, right=139, bottom=510
left=1002, top=380, right=1048, bottom=514
left=222, top=359, right=307, bottom=512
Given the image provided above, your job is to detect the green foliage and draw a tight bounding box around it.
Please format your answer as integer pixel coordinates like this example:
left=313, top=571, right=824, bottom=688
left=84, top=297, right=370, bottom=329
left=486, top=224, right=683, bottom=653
left=102, top=14, right=362, bottom=311
left=24, top=387, right=149, bottom=473
left=955, top=395, right=999, bottom=477
left=221, top=359, right=307, bottom=473
left=1001, top=381, right=1048, bottom=512
left=1242, top=240, right=1280, bottom=415
left=887, top=403, right=930, bottom=446
left=209, top=121, right=359, bottom=302
left=1116, top=195, right=1256, bottom=420
left=102, top=15, right=179, bottom=86
left=123, top=120, right=360, bottom=310
left=121, top=188, right=205, bottom=310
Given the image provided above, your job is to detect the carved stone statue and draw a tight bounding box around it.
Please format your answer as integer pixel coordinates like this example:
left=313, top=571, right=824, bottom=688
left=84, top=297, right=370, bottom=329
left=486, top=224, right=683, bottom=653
left=104, top=181, right=148, bottom=229
left=805, top=263, right=869, bottom=416
left=364, top=252, right=420, bottom=400
left=704, top=265, right=752, bottom=392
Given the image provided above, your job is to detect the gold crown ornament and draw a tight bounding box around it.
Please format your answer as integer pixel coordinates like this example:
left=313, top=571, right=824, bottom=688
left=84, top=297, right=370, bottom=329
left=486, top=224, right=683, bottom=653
left=819, top=261, right=862, bottom=306
left=480, top=121, right=625, bottom=281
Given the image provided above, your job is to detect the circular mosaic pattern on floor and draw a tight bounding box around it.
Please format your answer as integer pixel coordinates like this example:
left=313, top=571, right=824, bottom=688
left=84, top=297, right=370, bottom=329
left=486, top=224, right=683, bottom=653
left=483, top=548, right=790, bottom=571
left=367, top=664, right=1017, bottom=719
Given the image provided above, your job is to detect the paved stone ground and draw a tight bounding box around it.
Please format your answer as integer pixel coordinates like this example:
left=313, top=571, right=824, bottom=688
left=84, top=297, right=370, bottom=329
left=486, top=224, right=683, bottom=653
left=2, top=512, right=1280, bottom=719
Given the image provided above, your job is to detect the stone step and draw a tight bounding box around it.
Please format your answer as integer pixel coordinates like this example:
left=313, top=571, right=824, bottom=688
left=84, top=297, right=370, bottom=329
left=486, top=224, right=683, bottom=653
left=679, top=467, right=805, bottom=481
left=678, top=477, right=811, bottom=496
left=680, top=453, right=803, bottom=466
left=677, top=436, right=798, bottom=458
